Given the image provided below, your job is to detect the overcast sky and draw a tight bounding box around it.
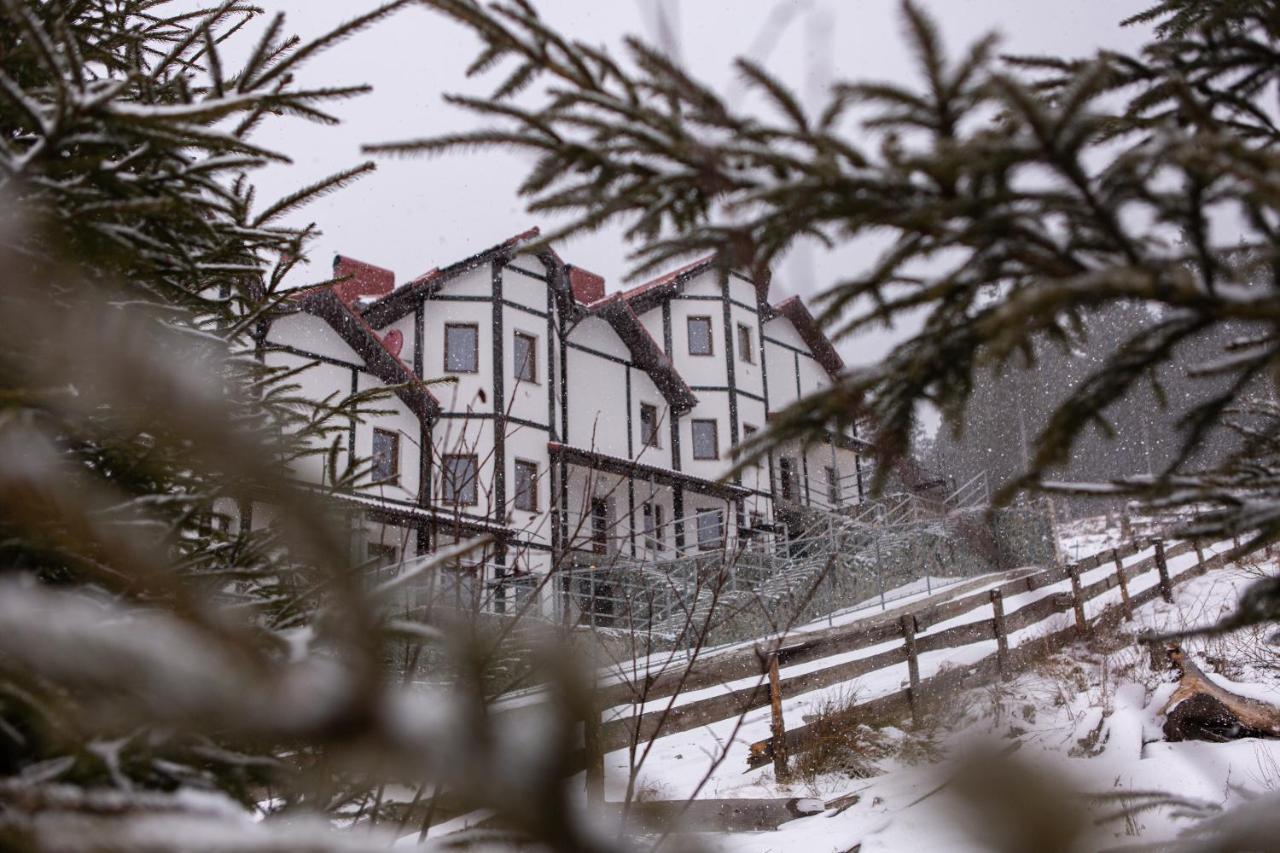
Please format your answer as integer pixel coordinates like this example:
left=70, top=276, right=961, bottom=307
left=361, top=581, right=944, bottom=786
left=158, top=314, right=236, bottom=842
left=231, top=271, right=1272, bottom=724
left=247, top=0, right=1151, bottom=367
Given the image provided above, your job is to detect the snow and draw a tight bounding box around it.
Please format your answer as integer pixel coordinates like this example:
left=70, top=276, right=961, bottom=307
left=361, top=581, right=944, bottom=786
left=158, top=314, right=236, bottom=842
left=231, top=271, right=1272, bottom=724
left=585, top=543, right=1280, bottom=850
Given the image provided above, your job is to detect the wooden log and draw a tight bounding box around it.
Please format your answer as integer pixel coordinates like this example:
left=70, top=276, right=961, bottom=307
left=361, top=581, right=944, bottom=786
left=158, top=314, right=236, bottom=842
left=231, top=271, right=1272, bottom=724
left=1161, top=648, right=1280, bottom=742
left=901, top=614, right=921, bottom=725
left=767, top=652, right=790, bottom=781
left=990, top=590, right=1009, bottom=678
left=1067, top=563, right=1088, bottom=634
left=1112, top=547, right=1133, bottom=619
left=1154, top=539, right=1174, bottom=603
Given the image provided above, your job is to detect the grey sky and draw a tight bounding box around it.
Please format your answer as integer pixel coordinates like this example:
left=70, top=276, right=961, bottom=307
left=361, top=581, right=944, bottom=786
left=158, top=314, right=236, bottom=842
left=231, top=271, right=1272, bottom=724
left=249, top=0, right=1150, bottom=367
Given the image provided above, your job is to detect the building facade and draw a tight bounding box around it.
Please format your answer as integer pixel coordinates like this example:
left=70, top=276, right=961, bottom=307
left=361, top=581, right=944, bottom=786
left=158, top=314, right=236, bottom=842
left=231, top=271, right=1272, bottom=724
left=251, top=229, right=867, bottom=609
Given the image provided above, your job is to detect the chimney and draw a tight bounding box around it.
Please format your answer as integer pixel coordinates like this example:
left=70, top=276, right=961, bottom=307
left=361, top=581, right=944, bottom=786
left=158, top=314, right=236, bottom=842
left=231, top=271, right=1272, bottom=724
left=332, top=255, right=395, bottom=304
left=567, top=265, right=606, bottom=304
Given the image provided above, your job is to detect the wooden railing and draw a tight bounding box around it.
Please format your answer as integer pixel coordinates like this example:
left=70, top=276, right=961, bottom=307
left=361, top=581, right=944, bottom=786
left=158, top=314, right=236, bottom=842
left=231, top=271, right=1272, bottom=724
left=579, top=536, right=1254, bottom=770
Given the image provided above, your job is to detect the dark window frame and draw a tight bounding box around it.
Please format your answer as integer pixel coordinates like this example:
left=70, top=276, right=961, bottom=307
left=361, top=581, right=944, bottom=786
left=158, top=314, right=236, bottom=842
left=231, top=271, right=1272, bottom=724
left=513, top=330, right=538, bottom=384
left=441, top=453, right=479, bottom=506
left=691, top=418, right=719, bottom=460
left=687, top=315, right=714, bottom=356
left=372, top=427, right=400, bottom=484
left=696, top=508, right=724, bottom=551
left=737, top=323, right=754, bottom=363
left=639, top=402, right=661, bottom=448
left=779, top=456, right=796, bottom=502
left=444, top=322, right=480, bottom=373
left=513, top=458, right=538, bottom=512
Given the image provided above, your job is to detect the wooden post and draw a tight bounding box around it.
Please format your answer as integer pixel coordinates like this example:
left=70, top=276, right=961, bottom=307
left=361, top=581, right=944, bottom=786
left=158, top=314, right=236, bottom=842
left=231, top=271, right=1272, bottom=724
left=767, top=652, right=790, bottom=781
left=901, top=614, right=921, bottom=725
left=1067, top=563, right=1088, bottom=634
left=1112, top=548, right=1132, bottom=619
left=1154, top=539, right=1174, bottom=604
left=990, top=589, right=1009, bottom=678
left=584, top=705, right=604, bottom=806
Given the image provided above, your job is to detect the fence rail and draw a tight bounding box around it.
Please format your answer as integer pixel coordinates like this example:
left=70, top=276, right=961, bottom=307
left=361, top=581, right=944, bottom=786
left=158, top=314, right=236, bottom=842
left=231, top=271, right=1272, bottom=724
left=577, top=535, right=1249, bottom=762
left=745, top=536, right=1249, bottom=768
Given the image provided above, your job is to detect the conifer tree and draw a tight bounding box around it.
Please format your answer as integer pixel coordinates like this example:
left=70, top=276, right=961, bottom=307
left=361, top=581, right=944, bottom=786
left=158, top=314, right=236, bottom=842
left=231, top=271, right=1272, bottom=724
left=1, top=0, right=407, bottom=830
left=381, top=1, right=1280, bottom=565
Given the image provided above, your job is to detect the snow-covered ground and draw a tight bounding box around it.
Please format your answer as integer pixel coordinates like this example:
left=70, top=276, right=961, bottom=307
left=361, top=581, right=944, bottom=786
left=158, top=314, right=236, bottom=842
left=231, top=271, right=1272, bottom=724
left=632, top=550, right=1279, bottom=851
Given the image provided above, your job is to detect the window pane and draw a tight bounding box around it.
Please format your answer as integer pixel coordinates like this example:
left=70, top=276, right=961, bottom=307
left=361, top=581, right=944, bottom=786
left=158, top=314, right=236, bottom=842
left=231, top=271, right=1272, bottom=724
left=691, top=420, right=718, bottom=459
left=640, top=404, right=659, bottom=447
left=514, top=332, right=536, bottom=382
left=697, top=510, right=722, bottom=549
left=443, top=455, right=477, bottom=504
left=445, top=325, right=478, bottom=372
left=514, top=460, right=537, bottom=511
left=372, top=429, right=398, bottom=481
left=687, top=317, right=712, bottom=355
left=737, top=323, right=753, bottom=362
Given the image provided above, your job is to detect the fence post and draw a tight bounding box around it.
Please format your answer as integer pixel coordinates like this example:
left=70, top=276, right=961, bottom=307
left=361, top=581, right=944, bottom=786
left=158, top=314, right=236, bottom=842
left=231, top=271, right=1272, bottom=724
left=584, top=704, right=604, bottom=806
left=1111, top=548, right=1132, bottom=619
left=1154, top=539, right=1174, bottom=604
left=990, top=589, right=1009, bottom=678
left=875, top=537, right=887, bottom=611
left=900, top=614, right=921, bottom=726
left=1066, top=563, right=1088, bottom=634
left=1194, top=541, right=1206, bottom=576
left=767, top=652, right=790, bottom=781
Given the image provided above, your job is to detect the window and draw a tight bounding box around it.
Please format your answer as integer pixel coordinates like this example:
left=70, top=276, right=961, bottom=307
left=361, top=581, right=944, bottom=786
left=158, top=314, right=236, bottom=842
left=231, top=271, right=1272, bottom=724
left=372, top=428, right=399, bottom=483
left=779, top=457, right=796, bottom=501
left=697, top=509, right=724, bottom=550
left=642, top=502, right=657, bottom=549
left=513, top=331, right=537, bottom=383
left=691, top=419, right=719, bottom=460
left=444, top=323, right=478, bottom=373
left=441, top=454, right=478, bottom=505
left=639, top=403, right=661, bottom=448
left=653, top=504, right=665, bottom=551
left=591, top=497, right=612, bottom=555
left=737, top=323, right=754, bottom=363
left=513, top=459, right=538, bottom=512
left=687, top=316, right=713, bottom=356
left=826, top=465, right=841, bottom=506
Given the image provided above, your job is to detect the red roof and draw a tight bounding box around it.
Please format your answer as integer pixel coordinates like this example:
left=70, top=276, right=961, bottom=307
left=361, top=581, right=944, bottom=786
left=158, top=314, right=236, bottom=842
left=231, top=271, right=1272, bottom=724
left=332, top=255, right=394, bottom=305
left=619, top=255, right=716, bottom=303
left=567, top=265, right=606, bottom=304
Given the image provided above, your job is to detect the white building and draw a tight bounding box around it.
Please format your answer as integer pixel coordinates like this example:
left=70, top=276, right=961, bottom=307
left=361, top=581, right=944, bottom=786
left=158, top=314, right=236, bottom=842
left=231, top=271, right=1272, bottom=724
left=254, top=228, right=868, bottom=608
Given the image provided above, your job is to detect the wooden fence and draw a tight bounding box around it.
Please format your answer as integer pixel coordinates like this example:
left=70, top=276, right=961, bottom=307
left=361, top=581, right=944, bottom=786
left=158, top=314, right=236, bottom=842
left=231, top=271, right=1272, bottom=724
left=582, top=536, right=1256, bottom=774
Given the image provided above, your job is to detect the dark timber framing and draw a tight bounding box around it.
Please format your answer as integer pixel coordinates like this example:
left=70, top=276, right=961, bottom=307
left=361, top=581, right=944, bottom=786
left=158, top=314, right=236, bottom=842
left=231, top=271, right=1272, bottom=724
left=662, top=298, right=686, bottom=551
left=491, top=261, right=507, bottom=567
